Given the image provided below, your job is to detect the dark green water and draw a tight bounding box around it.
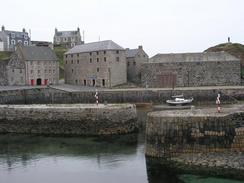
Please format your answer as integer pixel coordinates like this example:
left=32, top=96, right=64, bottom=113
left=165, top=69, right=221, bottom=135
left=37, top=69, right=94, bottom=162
left=0, top=108, right=243, bottom=183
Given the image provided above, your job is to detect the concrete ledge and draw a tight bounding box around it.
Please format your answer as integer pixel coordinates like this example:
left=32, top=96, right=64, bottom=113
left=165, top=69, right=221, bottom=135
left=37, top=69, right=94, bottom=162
left=0, top=103, right=138, bottom=136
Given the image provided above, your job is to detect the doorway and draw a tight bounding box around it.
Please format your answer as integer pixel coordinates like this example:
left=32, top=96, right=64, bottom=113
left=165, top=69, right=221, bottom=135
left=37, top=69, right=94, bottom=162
left=36, top=78, right=42, bottom=85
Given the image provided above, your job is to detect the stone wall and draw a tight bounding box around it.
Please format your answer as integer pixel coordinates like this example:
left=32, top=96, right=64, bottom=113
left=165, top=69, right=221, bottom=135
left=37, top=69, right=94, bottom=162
left=0, top=60, right=8, bottom=85
left=0, top=86, right=244, bottom=105
left=0, top=104, right=137, bottom=135
left=141, top=60, right=241, bottom=88
left=145, top=107, right=244, bottom=158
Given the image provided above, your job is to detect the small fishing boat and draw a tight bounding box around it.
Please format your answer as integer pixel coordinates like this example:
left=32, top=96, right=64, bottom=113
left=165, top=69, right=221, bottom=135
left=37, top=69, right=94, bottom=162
left=166, top=95, right=193, bottom=105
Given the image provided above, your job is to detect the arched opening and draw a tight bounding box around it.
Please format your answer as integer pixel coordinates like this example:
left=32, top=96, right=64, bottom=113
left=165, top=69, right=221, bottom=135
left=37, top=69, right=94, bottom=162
left=102, top=79, right=105, bottom=87
left=36, top=78, right=42, bottom=86
left=92, top=79, right=96, bottom=86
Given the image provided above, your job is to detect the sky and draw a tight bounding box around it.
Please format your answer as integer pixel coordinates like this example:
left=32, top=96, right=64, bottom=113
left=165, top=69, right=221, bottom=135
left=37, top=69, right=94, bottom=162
left=1, top=0, right=243, bottom=57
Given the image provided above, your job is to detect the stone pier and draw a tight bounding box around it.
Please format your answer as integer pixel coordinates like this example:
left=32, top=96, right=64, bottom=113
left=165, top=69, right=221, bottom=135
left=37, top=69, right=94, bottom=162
left=0, top=103, right=137, bottom=136
left=145, top=105, right=244, bottom=175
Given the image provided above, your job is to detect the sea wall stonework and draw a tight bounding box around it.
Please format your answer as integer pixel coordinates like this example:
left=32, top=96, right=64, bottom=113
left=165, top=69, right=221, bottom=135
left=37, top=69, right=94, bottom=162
left=0, top=104, right=137, bottom=135
left=145, top=107, right=244, bottom=158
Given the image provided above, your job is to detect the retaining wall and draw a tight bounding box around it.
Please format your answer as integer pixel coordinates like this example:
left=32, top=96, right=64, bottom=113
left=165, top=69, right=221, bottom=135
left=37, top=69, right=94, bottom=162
left=0, top=104, right=137, bottom=136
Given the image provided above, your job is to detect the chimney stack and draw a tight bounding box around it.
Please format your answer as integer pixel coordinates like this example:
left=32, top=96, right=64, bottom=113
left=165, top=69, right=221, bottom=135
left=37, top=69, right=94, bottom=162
left=23, top=28, right=26, bottom=32
left=138, top=45, right=143, bottom=49
left=1, top=25, right=5, bottom=31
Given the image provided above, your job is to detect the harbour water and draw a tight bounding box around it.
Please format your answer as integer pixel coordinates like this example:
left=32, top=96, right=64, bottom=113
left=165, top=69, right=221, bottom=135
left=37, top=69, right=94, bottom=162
left=0, top=107, right=243, bottom=183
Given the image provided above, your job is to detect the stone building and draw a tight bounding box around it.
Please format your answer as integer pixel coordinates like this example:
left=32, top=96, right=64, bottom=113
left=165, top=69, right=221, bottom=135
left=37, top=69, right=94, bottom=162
left=53, top=28, right=83, bottom=48
left=141, top=52, right=240, bottom=88
left=31, top=41, right=53, bottom=49
left=0, top=25, right=30, bottom=51
left=7, top=45, right=59, bottom=86
left=126, top=46, right=149, bottom=83
left=64, top=40, right=127, bottom=87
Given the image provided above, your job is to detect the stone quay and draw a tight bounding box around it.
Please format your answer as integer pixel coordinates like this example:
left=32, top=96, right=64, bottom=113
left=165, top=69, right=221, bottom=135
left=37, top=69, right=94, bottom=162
left=145, top=105, right=244, bottom=177
left=0, top=103, right=137, bottom=136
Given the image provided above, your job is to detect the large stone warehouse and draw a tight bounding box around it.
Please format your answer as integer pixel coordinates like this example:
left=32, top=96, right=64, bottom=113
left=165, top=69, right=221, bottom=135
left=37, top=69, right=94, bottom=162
left=141, top=52, right=241, bottom=88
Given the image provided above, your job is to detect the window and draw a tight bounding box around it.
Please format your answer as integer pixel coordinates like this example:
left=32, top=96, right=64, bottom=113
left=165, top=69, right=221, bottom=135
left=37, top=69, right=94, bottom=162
left=31, top=70, right=33, bottom=74
left=71, top=60, right=73, bottom=64
left=65, top=55, right=68, bottom=58
left=49, top=69, right=51, bottom=73
left=24, top=34, right=28, bottom=39
left=45, top=69, right=47, bottom=73
left=65, top=61, right=67, bottom=64
left=90, top=58, right=92, bottom=63
left=116, top=50, right=119, bottom=54
left=89, top=52, right=92, bottom=56
left=104, top=57, right=106, bottom=62
left=11, top=40, right=15, bottom=45
left=84, top=80, right=87, bottom=86
left=96, top=51, right=99, bottom=55
left=77, top=60, right=79, bottom=64
left=20, top=69, right=22, bottom=73
left=97, top=58, right=99, bottom=62
left=77, top=53, right=79, bottom=57
left=12, top=69, right=14, bottom=73
left=71, top=54, right=73, bottom=58
left=38, top=70, right=40, bottom=74
left=24, top=41, right=28, bottom=45
left=133, top=61, right=136, bottom=65
left=143, top=55, right=146, bottom=58
left=92, top=79, right=95, bottom=86
left=53, top=70, right=55, bottom=73
left=102, top=79, right=105, bottom=86
left=116, top=57, right=120, bottom=62
left=97, top=68, right=99, bottom=72
left=72, top=69, right=74, bottom=73
left=11, top=33, right=15, bottom=38
left=30, top=61, right=33, bottom=65
left=75, top=79, right=78, bottom=84
left=104, top=51, right=106, bottom=54
left=127, top=62, right=130, bottom=66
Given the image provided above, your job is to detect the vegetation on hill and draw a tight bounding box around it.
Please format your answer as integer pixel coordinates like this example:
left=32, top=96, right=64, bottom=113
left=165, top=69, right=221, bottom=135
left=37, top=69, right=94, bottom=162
left=54, top=46, right=68, bottom=79
left=0, top=51, right=12, bottom=61
left=205, top=42, right=244, bottom=78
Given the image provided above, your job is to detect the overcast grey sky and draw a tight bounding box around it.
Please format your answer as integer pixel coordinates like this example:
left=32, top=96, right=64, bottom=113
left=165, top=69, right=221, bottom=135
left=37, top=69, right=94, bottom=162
left=1, top=0, right=243, bottom=56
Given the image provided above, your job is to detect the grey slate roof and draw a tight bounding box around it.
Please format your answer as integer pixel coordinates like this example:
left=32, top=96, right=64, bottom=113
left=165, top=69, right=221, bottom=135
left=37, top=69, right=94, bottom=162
left=126, top=49, right=138, bottom=58
left=149, top=52, right=239, bottom=63
left=55, top=31, right=79, bottom=37
left=4, top=30, right=29, bottom=39
left=66, top=40, right=124, bottom=54
left=21, top=46, right=58, bottom=61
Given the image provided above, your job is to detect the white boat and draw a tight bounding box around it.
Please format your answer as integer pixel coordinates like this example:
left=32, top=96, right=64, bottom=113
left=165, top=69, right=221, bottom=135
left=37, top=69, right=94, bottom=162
left=166, top=96, right=193, bottom=105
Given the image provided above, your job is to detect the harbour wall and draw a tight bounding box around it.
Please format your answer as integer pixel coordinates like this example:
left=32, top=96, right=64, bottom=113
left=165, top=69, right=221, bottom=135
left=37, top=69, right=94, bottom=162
left=0, top=104, right=137, bottom=136
left=0, top=86, right=244, bottom=104
left=145, top=107, right=244, bottom=158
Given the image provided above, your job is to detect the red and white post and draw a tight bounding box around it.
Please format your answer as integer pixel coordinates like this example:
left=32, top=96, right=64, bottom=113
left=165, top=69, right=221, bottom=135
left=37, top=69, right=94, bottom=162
left=216, top=93, right=221, bottom=113
left=94, top=89, right=99, bottom=106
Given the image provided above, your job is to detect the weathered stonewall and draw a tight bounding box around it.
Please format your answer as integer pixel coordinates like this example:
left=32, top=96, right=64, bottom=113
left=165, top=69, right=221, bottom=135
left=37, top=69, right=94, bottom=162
left=146, top=105, right=244, bottom=157
left=0, top=103, right=137, bottom=136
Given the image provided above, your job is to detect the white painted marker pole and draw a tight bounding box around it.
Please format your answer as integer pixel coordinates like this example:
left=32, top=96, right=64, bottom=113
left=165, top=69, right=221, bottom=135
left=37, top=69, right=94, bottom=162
left=216, top=93, right=221, bottom=113
left=95, top=89, right=99, bottom=106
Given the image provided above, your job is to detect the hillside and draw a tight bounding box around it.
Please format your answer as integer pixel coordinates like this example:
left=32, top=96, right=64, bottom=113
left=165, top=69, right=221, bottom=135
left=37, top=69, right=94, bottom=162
left=205, top=43, right=244, bottom=78
left=0, top=51, right=12, bottom=60
left=53, top=46, right=68, bottom=79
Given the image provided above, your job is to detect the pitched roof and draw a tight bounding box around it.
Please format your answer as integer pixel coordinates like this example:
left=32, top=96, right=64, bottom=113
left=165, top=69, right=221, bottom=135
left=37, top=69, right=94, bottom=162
left=66, top=40, right=124, bottom=54
left=126, top=49, right=138, bottom=58
left=20, top=46, right=58, bottom=61
left=149, top=52, right=239, bottom=63
left=55, top=30, right=79, bottom=37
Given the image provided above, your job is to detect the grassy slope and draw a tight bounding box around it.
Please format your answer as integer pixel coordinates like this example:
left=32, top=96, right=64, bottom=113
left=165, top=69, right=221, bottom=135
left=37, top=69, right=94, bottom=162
left=205, top=43, right=244, bottom=78
left=53, top=46, right=68, bottom=79
left=0, top=51, right=12, bottom=61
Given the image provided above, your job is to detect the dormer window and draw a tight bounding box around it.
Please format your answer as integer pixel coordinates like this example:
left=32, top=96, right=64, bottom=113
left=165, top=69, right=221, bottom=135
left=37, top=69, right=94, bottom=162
left=24, top=34, right=28, bottom=39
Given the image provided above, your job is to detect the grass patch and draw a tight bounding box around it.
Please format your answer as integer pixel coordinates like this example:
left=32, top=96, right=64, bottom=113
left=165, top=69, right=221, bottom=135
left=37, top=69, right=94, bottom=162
left=0, top=51, right=12, bottom=60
